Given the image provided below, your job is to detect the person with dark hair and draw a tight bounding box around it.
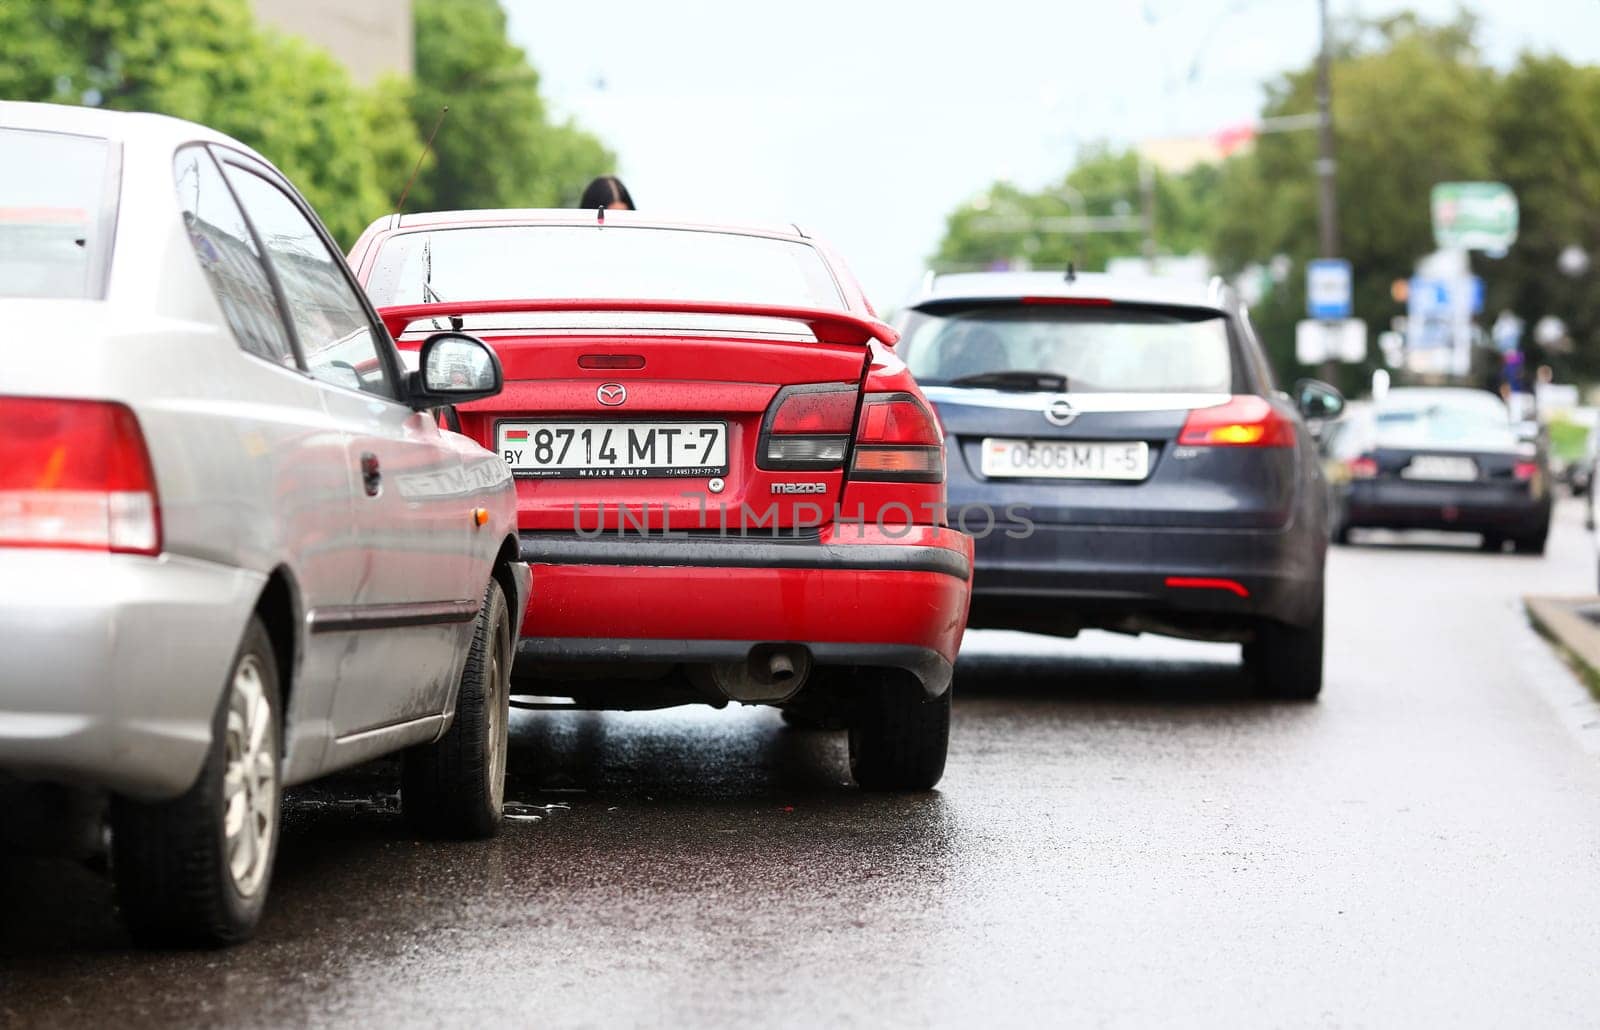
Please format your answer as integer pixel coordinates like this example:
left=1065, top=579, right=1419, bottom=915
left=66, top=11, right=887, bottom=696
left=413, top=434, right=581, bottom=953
left=580, top=175, right=634, bottom=211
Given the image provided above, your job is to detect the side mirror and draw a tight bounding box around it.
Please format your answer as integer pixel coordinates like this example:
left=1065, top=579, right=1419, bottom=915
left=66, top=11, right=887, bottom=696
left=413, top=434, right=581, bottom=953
left=1294, top=378, right=1345, bottom=422
left=408, top=332, right=502, bottom=407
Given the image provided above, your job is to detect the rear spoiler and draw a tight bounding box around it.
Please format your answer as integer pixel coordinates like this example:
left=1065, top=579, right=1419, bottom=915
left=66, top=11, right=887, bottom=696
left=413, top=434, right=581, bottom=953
left=376, top=298, right=899, bottom=347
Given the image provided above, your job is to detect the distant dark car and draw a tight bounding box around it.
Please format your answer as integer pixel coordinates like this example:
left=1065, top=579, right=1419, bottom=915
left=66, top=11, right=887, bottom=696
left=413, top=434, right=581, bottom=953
left=1327, top=388, right=1551, bottom=554
left=897, top=271, right=1344, bottom=699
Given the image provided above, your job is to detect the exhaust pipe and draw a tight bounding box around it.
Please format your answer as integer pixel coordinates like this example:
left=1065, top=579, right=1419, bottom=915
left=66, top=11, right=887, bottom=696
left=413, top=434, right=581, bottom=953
left=703, top=645, right=811, bottom=703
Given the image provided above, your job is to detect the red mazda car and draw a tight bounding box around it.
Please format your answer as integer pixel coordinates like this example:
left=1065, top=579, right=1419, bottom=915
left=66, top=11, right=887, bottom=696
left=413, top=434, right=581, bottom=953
left=348, top=210, right=973, bottom=789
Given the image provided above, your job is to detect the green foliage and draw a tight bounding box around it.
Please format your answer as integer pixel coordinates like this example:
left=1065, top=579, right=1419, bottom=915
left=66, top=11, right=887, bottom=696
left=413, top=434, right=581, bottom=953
left=1547, top=414, right=1589, bottom=463
left=0, top=0, right=614, bottom=244
left=405, top=0, right=613, bottom=214
left=0, top=0, right=412, bottom=244
left=1486, top=54, right=1600, bottom=382
left=935, top=146, right=1213, bottom=274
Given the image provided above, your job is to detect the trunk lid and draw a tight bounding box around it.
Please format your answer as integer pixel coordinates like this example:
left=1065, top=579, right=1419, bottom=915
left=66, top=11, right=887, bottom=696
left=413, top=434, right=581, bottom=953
left=380, top=303, right=890, bottom=533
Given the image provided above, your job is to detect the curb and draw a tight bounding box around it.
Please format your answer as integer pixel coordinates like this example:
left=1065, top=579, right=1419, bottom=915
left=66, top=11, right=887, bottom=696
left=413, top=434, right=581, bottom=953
left=1525, top=595, right=1600, bottom=701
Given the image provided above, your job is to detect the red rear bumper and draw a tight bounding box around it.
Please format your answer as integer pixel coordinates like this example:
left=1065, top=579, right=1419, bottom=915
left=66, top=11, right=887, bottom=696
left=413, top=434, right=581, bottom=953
left=515, top=525, right=973, bottom=695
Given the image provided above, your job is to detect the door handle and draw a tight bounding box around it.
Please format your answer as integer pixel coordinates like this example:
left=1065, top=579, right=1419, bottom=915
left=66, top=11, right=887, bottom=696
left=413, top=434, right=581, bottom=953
left=360, top=452, right=381, bottom=497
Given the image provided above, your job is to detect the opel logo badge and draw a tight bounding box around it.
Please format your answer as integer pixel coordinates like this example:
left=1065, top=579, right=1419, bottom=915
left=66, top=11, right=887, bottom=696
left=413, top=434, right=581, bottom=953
left=597, top=383, right=627, bottom=406
left=1044, top=396, right=1076, bottom=426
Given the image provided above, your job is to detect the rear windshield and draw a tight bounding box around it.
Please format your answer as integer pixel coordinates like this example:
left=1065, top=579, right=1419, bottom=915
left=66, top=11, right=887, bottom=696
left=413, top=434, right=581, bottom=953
left=898, top=304, right=1237, bottom=394
left=0, top=128, right=118, bottom=299
left=1375, top=402, right=1518, bottom=451
left=364, top=225, right=845, bottom=311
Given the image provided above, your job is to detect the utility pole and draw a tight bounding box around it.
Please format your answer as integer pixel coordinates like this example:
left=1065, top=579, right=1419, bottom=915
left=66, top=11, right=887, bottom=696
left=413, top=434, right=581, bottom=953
left=1315, top=0, right=1338, bottom=259
left=1315, top=0, right=1341, bottom=384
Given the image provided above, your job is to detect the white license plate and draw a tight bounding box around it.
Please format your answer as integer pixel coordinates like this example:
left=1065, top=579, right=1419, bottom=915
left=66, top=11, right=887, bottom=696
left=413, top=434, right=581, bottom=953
left=980, top=438, right=1150, bottom=480
left=1402, top=455, right=1478, bottom=482
left=498, top=421, right=728, bottom=478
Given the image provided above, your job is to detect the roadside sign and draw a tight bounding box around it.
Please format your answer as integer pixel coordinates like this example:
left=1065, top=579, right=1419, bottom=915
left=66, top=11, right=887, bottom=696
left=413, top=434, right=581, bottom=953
left=1306, top=258, right=1352, bottom=320
left=1431, top=182, right=1518, bottom=251
left=1296, top=318, right=1367, bottom=365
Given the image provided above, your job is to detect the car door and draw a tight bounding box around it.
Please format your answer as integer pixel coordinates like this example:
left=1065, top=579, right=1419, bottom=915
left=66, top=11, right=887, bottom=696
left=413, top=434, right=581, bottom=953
left=216, top=150, right=487, bottom=739
left=170, top=144, right=354, bottom=778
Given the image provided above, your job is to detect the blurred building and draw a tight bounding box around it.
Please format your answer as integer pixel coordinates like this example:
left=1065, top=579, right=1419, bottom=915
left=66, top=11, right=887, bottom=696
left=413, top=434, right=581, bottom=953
left=250, top=0, right=413, bottom=85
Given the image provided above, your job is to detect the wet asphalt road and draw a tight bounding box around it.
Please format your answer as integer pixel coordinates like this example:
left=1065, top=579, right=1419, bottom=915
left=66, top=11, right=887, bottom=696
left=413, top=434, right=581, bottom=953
left=5, top=504, right=1600, bottom=1027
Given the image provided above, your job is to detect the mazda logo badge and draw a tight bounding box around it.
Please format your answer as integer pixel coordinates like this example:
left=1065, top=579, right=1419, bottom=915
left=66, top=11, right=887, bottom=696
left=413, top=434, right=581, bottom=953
left=1044, top=397, right=1076, bottom=426
left=597, top=383, right=627, bottom=406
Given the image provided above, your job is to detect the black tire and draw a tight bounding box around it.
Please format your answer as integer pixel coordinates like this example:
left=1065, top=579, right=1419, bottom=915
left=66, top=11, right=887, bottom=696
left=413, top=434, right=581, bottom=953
left=847, top=670, right=950, bottom=791
left=1480, top=534, right=1505, bottom=553
left=1332, top=521, right=1351, bottom=546
left=1243, top=604, right=1324, bottom=701
left=1513, top=534, right=1547, bottom=556
left=402, top=578, right=512, bottom=839
left=112, top=616, right=281, bottom=948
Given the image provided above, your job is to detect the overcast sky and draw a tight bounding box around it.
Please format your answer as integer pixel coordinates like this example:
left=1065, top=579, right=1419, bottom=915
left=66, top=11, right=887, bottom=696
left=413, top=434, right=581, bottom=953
left=505, top=0, right=1600, bottom=309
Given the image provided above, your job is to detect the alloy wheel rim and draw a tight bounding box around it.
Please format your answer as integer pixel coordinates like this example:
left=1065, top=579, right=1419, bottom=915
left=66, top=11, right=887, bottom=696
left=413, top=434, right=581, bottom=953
left=222, top=654, right=277, bottom=898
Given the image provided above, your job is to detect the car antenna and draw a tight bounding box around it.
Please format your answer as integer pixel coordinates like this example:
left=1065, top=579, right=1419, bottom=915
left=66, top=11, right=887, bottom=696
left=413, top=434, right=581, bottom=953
left=394, top=105, right=449, bottom=214
left=1065, top=261, right=1077, bottom=283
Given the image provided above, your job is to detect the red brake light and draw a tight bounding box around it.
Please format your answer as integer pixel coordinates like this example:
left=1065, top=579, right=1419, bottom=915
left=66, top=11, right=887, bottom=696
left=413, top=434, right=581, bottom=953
left=1347, top=456, right=1378, bottom=479
left=851, top=393, right=943, bottom=483
left=1178, top=396, right=1294, bottom=448
left=767, top=386, right=857, bottom=435
left=759, top=384, right=857, bottom=469
left=577, top=354, right=646, bottom=370
left=1514, top=460, right=1539, bottom=481
left=0, top=397, right=162, bottom=555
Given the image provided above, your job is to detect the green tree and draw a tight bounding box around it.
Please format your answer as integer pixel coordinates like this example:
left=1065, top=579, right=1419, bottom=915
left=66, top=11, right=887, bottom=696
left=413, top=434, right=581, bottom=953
left=1486, top=54, right=1600, bottom=381
left=0, top=0, right=414, bottom=244
left=933, top=146, right=1213, bottom=274
left=405, top=0, right=613, bottom=214
left=1211, top=12, right=1495, bottom=389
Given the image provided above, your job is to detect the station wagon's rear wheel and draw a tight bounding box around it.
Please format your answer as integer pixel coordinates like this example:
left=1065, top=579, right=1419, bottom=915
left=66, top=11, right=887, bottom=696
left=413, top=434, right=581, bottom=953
left=112, top=616, right=281, bottom=948
left=848, top=670, right=950, bottom=791
left=402, top=578, right=512, bottom=839
left=1244, top=603, right=1324, bottom=701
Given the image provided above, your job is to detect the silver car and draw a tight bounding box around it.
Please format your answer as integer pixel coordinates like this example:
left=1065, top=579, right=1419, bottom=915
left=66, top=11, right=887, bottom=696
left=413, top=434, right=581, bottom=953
left=0, top=102, right=530, bottom=946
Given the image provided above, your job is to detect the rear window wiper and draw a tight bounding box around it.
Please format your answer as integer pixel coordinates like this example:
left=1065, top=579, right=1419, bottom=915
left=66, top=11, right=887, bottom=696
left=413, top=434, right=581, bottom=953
left=945, top=370, right=1069, bottom=392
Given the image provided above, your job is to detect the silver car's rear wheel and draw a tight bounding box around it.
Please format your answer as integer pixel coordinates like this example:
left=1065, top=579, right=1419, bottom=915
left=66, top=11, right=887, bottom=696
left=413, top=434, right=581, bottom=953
left=113, top=616, right=282, bottom=947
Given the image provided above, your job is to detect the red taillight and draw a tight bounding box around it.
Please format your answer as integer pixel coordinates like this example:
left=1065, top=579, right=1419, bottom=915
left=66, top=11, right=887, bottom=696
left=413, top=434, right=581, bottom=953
left=1347, top=456, right=1379, bottom=479
left=1178, top=396, right=1294, bottom=448
left=0, top=397, right=162, bottom=555
left=1514, top=460, right=1539, bottom=481
left=759, top=384, right=857, bottom=469
left=851, top=392, right=943, bottom=483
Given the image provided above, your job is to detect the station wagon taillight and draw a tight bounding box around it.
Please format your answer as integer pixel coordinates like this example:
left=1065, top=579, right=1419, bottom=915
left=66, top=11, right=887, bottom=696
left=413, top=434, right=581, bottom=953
left=1178, top=396, right=1294, bottom=448
left=1347, top=456, right=1379, bottom=479
left=1514, top=460, right=1539, bottom=481
left=758, top=383, right=857, bottom=469
left=0, top=397, right=162, bottom=555
left=851, top=393, right=944, bottom=482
